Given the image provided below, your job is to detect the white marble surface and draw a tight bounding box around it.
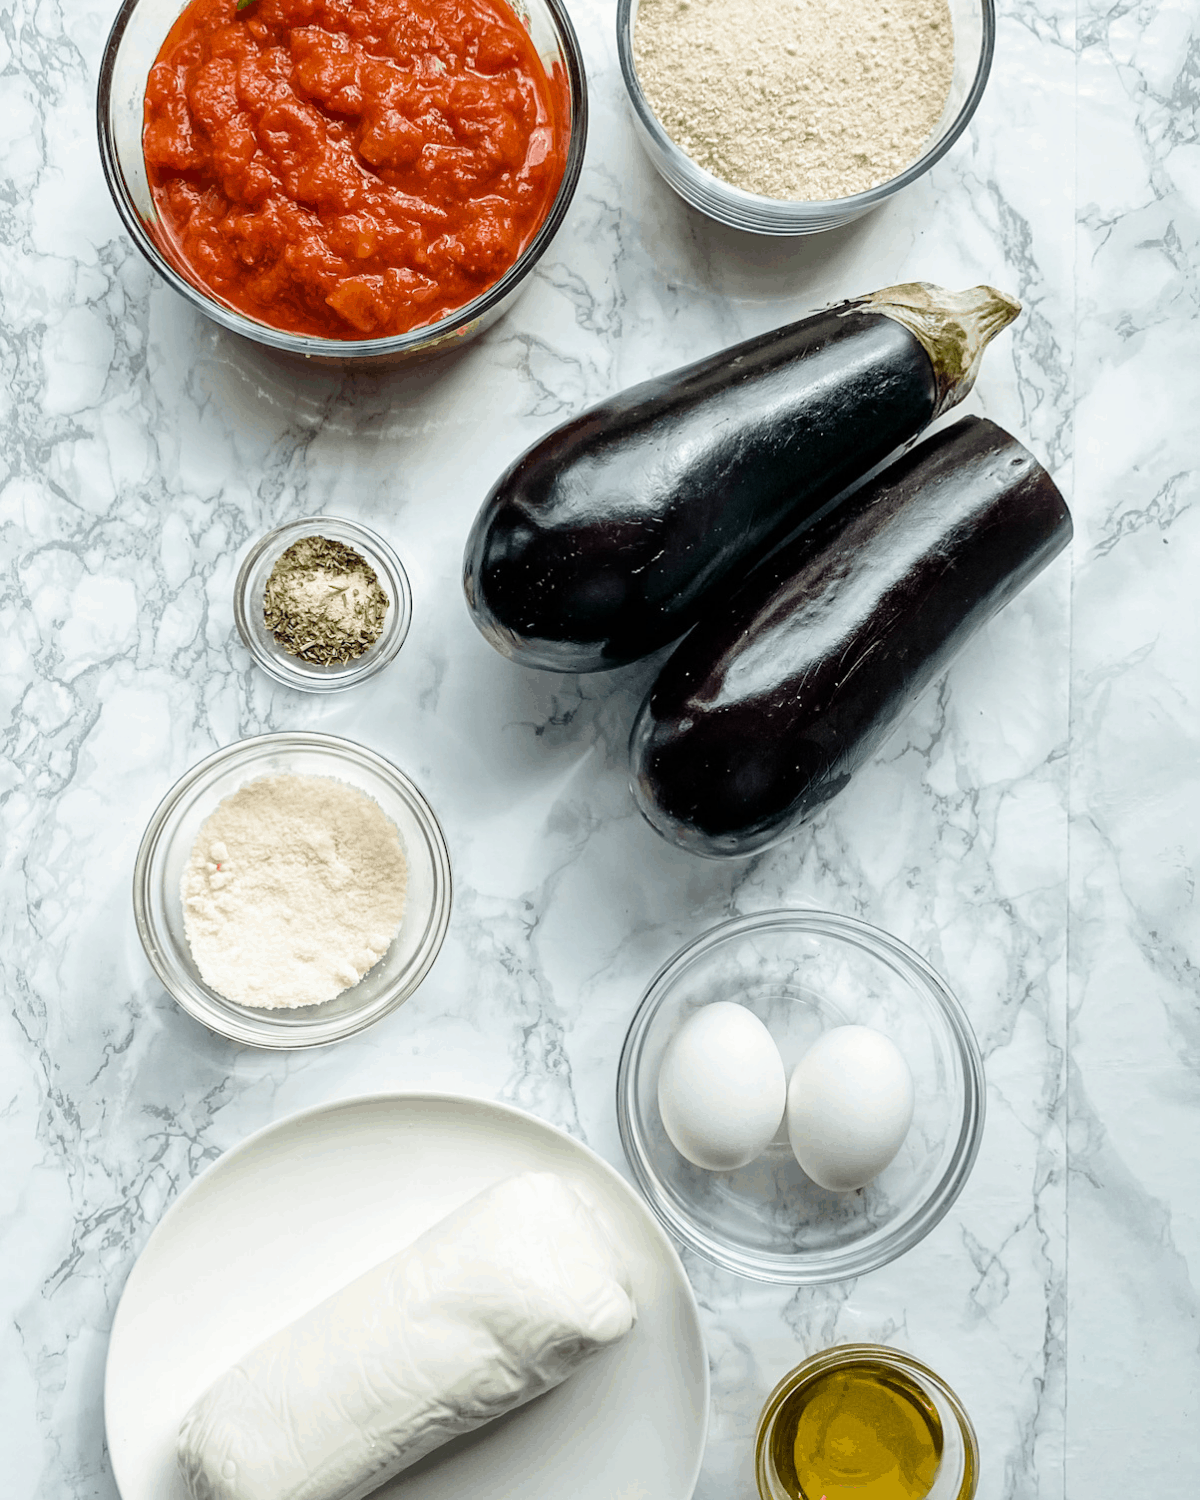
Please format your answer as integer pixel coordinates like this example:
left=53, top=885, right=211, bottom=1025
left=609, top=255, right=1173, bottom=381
left=1, top=0, right=1196, bottom=1494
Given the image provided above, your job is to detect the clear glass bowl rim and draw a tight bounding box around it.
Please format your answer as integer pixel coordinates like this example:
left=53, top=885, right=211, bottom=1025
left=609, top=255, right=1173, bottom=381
left=233, top=515, right=413, bottom=692
left=132, top=730, right=453, bottom=1048
left=96, top=0, right=589, bottom=357
left=754, top=1342, right=980, bottom=1500
left=615, top=907, right=986, bottom=1284
left=615, top=0, right=996, bottom=225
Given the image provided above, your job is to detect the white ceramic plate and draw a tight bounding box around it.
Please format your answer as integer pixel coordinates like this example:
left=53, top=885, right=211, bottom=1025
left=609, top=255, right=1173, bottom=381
left=105, top=1093, right=709, bottom=1500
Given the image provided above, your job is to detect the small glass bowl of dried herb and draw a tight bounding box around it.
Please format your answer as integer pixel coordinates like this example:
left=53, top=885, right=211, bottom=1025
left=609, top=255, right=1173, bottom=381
left=235, top=517, right=412, bottom=692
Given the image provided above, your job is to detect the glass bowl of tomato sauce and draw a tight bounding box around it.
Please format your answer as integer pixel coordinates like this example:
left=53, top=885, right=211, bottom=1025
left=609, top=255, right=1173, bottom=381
left=97, top=0, right=587, bottom=365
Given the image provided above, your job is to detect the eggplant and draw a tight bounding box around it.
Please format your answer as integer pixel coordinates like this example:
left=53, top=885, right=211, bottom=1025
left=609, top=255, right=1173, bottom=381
left=629, top=417, right=1072, bottom=857
left=463, top=283, right=1021, bottom=671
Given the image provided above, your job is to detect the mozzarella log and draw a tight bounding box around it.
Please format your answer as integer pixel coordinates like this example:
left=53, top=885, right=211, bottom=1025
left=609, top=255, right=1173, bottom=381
left=177, top=1172, right=637, bottom=1500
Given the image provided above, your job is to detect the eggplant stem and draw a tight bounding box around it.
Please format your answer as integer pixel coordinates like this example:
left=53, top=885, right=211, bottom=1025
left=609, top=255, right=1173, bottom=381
left=849, top=282, right=1022, bottom=418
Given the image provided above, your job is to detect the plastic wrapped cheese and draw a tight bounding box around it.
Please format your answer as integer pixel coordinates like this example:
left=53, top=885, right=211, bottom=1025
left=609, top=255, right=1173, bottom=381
left=177, top=1172, right=637, bottom=1500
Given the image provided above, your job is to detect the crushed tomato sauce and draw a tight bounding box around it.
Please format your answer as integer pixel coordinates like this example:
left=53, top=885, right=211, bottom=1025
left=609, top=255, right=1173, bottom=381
left=143, top=0, right=570, bottom=339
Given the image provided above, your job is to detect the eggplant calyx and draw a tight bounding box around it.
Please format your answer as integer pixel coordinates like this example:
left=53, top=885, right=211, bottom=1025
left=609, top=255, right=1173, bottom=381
left=849, top=282, right=1022, bottom=418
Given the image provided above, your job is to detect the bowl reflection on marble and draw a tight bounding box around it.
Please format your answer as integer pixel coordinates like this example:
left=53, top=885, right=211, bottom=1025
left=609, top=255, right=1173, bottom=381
left=616, top=0, right=994, bottom=235
left=132, top=733, right=452, bottom=1049
left=616, top=909, right=985, bottom=1283
left=96, top=0, right=588, bottom=367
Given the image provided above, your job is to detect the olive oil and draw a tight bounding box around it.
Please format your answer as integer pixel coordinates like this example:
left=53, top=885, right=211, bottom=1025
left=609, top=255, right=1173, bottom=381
left=768, top=1360, right=943, bottom=1500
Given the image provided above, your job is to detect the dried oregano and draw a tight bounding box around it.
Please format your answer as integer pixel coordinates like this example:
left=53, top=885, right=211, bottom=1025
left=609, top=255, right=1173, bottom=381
left=263, top=535, right=390, bottom=666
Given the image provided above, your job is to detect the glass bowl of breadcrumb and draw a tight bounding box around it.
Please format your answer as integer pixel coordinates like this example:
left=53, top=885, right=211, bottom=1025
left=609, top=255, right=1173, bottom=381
left=617, top=0, right=994, bottom=233
left=133, top=732, right=452, bottom=1049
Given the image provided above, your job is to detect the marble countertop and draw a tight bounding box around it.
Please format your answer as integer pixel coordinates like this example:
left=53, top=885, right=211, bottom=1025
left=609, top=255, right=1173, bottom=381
left=3, top=0, right=1198, bottom=1494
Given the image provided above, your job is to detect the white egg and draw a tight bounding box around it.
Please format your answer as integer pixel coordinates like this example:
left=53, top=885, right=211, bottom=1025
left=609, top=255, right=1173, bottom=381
left=657, top=1001, right=786, bottom=1172
left=786, top=1025, right=914, bottom=1191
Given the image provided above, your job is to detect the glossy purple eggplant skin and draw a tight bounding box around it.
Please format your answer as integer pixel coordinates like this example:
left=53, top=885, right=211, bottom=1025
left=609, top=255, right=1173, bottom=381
left=463, top=307, right=938, bottom=671
left=630, top=417, right=1073, bottom=857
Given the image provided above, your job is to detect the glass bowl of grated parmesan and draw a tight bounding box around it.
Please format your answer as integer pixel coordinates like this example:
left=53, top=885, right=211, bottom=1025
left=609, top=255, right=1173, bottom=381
left=617, top=0, right=994, bottom=233
left=133, top=733, right=452, bottom=1048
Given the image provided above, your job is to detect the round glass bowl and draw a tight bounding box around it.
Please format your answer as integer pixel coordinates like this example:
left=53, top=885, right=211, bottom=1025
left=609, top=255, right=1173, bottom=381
left=616, top=0, right=994, bottom=234
left=133, top=732, right=452, bottom=1048
left=234, top=517, right=412, bottom=693
left=97, top=0, right=588, bottom=366
left=755, top=1345, right=978, bottom=1500
left=616, top=909, right=985, bottom=1283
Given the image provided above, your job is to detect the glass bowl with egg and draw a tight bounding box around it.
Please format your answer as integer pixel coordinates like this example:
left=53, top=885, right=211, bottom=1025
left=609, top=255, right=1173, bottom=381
left=616, top=0, right=994, bottom=234
left=234, top=517, right=412, bottom=694
left=97, top=0, right=588, bottom=366
left=615, top=909, right=985, bottom=1282
left=132, top=732, right=452, bottom=1048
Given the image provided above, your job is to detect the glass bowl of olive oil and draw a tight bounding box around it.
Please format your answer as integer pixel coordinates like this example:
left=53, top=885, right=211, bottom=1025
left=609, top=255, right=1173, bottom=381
left=755, top=1345, right=978, bottom=1500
